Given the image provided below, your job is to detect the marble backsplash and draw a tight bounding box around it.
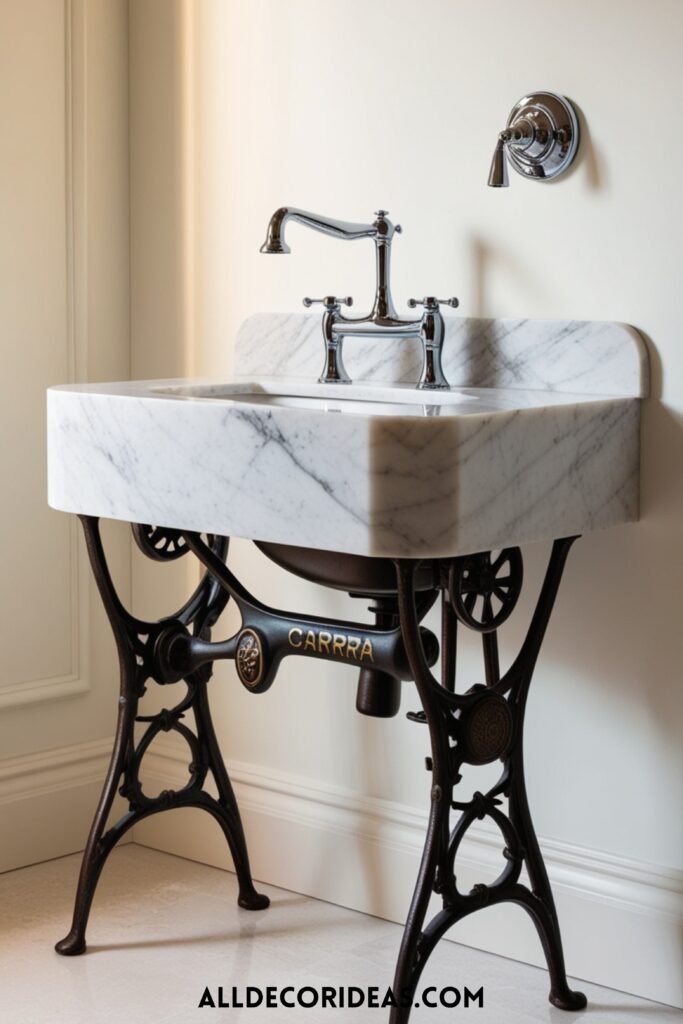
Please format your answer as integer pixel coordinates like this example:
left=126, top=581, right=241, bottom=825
left=235, top=313, right=649, bottom=398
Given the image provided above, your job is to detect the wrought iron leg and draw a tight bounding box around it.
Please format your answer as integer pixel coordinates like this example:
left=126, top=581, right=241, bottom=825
left=55, top=517, right=268, bottom=956
left=390, top=754, right=452, bottom=1020
left=191, top=682, right=269, bottom=910
left=505, top=538, right=586, bottom=1011
left=507, top=709, right=586, bottom=1010
left=390, top=541, right=586, bottom=1021
left=55, top=693, right=137, bottom=955
left=390, top=563, right=455, bottom=1021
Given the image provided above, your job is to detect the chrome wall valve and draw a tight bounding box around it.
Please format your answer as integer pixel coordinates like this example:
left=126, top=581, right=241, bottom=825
left=488, top=92, right=580, bottom=186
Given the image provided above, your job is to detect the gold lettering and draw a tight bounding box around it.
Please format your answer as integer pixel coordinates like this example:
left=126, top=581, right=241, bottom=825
left=290, top=627, right=373, bottom=663
left=332, top=634, right=346, bottom=657
left=360, top=638, right=374, bottom=662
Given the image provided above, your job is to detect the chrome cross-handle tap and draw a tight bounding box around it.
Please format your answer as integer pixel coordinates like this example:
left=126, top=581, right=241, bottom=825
left=407, top=297, right=459, bottom=311
left=407, top=296, right=459, bottom=390
left=302, top=296, right=354, bottom=384
left=303, top=296, right=353, bottom=310
left=261, top=205, right=460, bottom=389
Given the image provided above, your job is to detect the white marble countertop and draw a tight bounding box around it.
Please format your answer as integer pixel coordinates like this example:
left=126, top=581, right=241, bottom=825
left=47, top=308, right=649, bottom=559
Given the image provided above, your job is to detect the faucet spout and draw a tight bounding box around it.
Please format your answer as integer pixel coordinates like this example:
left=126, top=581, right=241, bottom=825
left=259, top=206, right=453, bottom=389
left=260, top=207, right=384, bottom=254
left=261, top=206, right=402, bottom=320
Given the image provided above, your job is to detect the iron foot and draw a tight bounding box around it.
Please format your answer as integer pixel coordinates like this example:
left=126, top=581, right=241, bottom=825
left=55, top=931, right=87, bottom=956
left=238, top=889, right=271, bottom=911
left=550, top=987, right=588, bottom=1012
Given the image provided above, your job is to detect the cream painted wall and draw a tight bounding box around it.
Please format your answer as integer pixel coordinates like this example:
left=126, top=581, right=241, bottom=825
left=0, top=0, right=131, bottom=869
left=188, top=0, right=683, bottom=868
left=131, top=0, right=683, bottom=1004
left=128, top=0, right=199, bottom=627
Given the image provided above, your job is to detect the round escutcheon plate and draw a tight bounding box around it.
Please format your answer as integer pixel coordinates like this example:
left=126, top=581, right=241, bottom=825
left=506, top=91, right=579, bottom=182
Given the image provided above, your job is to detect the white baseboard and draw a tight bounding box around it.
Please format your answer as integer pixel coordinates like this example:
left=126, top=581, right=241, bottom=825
left=18, top=736, right=679, bottom=1005
left=0, top=737, right=130, bottom=873
left=134, top=736, right=683, bottom=1008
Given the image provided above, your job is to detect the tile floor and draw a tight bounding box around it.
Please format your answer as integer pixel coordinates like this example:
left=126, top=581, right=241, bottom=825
left=0, top=845, right=680, bottom=1024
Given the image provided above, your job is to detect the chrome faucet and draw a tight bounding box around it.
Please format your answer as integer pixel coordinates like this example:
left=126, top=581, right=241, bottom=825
left=260, top=207, right=458, bottom=389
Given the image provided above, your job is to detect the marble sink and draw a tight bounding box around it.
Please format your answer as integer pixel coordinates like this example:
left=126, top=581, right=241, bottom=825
left=47, top=313, right=648, bottom=559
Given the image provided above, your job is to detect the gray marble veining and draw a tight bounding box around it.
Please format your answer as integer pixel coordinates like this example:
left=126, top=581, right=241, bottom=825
left=48, top=324, right=646, bottom=558
left=235, top=313, right=648, bottom=397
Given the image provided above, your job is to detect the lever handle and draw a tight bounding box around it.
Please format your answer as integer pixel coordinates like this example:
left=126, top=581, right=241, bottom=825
left=303, top=295, right=353, bottom=310
left=407, top=296, right=459, bottom=310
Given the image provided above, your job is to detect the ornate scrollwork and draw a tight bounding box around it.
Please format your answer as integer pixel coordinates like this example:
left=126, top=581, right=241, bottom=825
left=61, top=518, right=584, bottom=1019
left=55, top=517, right=268, bottom=958
left=391, top=540, right=586, bottom=1021
left=121, top=695, right=207, bottom=813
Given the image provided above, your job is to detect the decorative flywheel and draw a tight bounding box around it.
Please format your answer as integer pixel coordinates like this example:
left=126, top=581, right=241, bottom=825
left=448, top=548, right=523, bottom=633
left=132, top=524, right=189, bottom=562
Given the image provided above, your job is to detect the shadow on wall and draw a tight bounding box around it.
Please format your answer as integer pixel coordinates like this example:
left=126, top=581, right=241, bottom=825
left=344, top=269, right=683, bottom=956
left=468, top=99, right=606, bottom=319
left=555, top=100, right=607, bottom=192
left=469, top=235, right=564, bottom=322
left=558, top=327, right=683, bottom=754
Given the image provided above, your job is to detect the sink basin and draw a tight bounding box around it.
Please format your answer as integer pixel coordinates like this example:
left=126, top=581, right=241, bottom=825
left=154, top=380, right=478, bottom=414
left=47, top=355, right=645, bottom=559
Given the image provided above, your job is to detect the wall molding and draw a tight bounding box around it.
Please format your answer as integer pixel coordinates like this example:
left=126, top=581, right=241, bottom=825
left=0, top=736, right=128, bottom=872
left=135, top=737, right=683, bottom=1008
left=0, top=736, right=112, bottom=804
left=0, top=520, right=90, bottom=711
left=0, top=0, right=90, bottom=710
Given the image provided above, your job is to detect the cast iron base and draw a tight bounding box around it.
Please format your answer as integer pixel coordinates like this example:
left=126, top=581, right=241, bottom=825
left=56, top=518, right=586, bottom=1019
left=54, top=520, right=269, bottom=956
